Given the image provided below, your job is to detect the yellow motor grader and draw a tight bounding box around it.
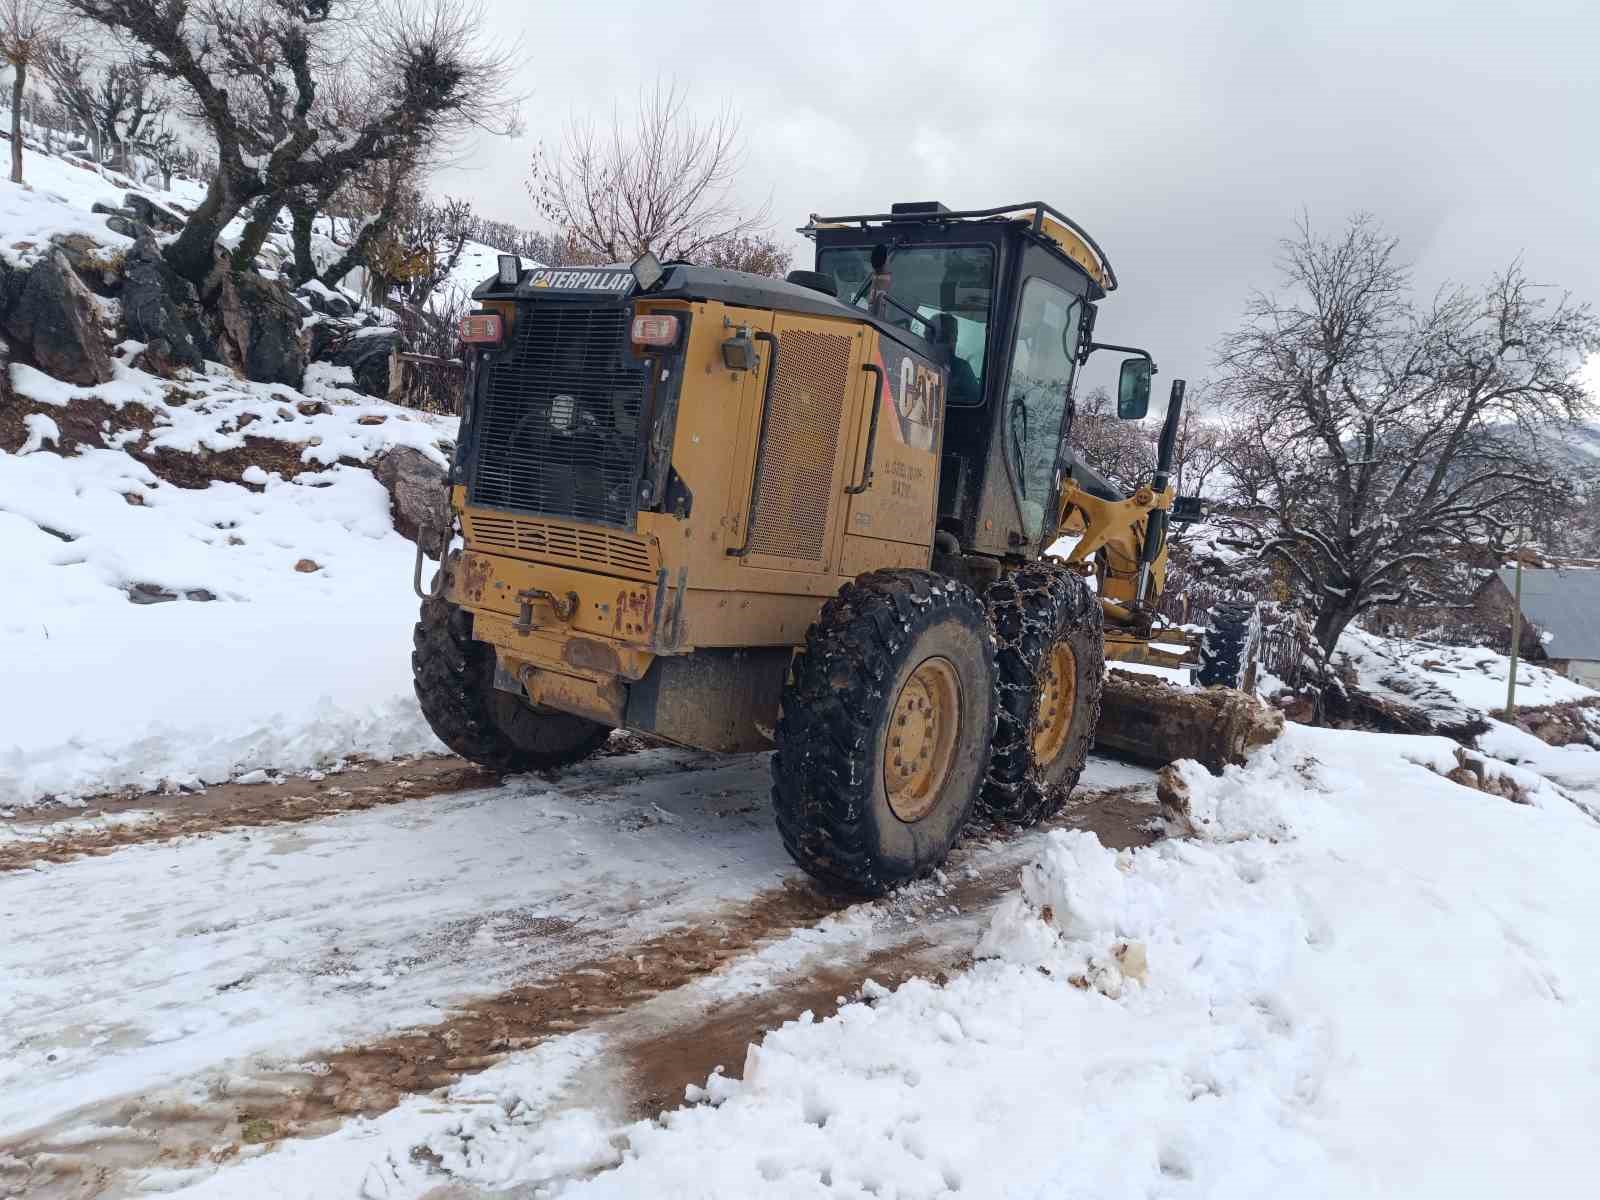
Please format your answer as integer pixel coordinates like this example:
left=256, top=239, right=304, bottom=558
left=415, top=201, right=1266, bottom=894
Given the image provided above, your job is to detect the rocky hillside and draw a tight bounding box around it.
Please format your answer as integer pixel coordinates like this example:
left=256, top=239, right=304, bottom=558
left=0, top=147, right=485, bottom=806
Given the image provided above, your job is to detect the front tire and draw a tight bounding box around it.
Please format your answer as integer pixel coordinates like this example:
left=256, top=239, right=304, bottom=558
left=982, top=564, right=1105, bottom=825
left=412, top=596, right=613, bottom=772
left=772, top=570, right=998, bottom=896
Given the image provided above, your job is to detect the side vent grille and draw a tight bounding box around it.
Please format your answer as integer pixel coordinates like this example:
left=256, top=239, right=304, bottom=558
left=746, top=330, right=853, bottom=560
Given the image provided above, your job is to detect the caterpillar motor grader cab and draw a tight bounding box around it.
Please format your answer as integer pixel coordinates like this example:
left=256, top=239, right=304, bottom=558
left=414, top=200, right=1268, bottom=894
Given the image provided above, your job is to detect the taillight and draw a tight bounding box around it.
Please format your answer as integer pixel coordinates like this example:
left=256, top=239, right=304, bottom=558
left=631, top=314, right=680, bottom=347
left=459, top=312, right=503, bottom=344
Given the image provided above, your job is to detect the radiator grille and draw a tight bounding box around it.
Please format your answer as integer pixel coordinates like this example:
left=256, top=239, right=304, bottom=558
left=470, top=303, right=646, bottom=529
left=746, top=329, right=853, bottom=560
left=465, top=513, right=656, bottom=576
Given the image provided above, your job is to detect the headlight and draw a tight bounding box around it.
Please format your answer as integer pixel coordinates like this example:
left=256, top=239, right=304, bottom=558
left=550, top=393, right=576, bottom=433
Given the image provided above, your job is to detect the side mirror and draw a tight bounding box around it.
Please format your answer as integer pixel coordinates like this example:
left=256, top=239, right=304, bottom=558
left=1118, top=358, right=1152, bottom=419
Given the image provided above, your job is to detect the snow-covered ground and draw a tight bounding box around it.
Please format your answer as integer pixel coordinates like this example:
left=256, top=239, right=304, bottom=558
left=11, top=722, right=1588, bottom=1199
left=1, top=357, right=455, bottom=805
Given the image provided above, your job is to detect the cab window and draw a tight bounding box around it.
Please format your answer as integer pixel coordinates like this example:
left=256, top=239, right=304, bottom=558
left=817, top=244, right=994, bottom=406
left=1004, top=277, right=1083, bottom=539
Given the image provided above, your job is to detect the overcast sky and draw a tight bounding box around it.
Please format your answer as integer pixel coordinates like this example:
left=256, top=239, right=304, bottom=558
left=434, top=0, right=1598, bottom=399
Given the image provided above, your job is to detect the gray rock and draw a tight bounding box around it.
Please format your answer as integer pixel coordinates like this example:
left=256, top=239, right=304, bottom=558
left=104, top=215, right=150, bottom=241
left=90, top=201, right=132, bottom=219
left=122, top=232, right=209, bottom=373
left=294, top=285, right=328, bottom=315
left=122, top=192, right=184, bottom=234
left=47, top=232, right=117, bottom=293
left=373, top=446, right=450, bottom=557
left=204, top=262, right=307, bottom=388
left=333, top=327, right=401, bottom=397
left=0, top=250, right=114, bottom=385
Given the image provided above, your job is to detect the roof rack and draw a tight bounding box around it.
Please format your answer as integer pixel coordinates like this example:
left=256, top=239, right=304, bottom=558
left=798, top=201, right=1117, bottom=292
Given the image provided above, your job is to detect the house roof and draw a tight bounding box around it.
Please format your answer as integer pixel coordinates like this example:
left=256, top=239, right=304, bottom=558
left=1497, top=567, right=1600, bottom=662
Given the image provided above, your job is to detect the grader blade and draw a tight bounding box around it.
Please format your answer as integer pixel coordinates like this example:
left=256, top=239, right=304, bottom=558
left=1094, top=669, right=1284, bottom=774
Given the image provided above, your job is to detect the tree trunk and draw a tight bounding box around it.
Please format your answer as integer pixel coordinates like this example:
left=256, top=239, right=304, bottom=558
left=289, top=199, right=317, bottom=285
left=1312, top=603, right=1357, bottom=660
left=231, top=194, right=283, bottom=274
left=320, top=203, right=400, bottom=293
left=10, top=64, right=25, bottom=184
left=164, top=177, right=238, bottom=285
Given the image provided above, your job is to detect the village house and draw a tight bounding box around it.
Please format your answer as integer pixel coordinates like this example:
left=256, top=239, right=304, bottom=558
left=1476, top=567, right=1600, bottom=688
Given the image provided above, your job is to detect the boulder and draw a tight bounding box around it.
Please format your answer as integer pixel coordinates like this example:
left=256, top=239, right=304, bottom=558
left=48, top=232, right=120, bottom=293
left=0, top=250, right=115, bottom=385
left=122, top=231, right=211, bottom=373
left=122, top=192, right=184, bottom=234
left=293, top=282, right=355, bottom=319
left=373, top=445, right=450, bottom=557
left=90, top=200, right=132, bottom=219
left=333, top=327, right=401, bottom=398
left=203, top=261, right=307, bottom=388
left=104, top=214, right=149, bottom=241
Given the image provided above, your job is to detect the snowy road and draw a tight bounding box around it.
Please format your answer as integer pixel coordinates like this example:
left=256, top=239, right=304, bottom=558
left=0, top=745, right=1157, bottom=1198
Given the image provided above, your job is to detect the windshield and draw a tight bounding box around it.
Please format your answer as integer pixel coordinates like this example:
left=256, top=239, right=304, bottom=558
left=817, top=244, right=994, bottom=406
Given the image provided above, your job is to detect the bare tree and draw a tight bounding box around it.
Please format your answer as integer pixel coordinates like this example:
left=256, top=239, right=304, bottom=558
left=530, top=80, right=780, bottom=268
left=1216, top=214, right=1599, bottom=669
left=40, top=39, right=166, bottom=174
left=64, top=0, right=520, bottom=284
left=0, top=0, right=65, bottom=182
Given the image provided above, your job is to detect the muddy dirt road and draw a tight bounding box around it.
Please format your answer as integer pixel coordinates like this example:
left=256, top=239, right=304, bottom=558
left=0, top=744, right=1157, bottom=1199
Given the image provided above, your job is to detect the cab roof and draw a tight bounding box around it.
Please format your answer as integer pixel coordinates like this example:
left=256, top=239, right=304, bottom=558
left=800, top=201, right=1117, bottom=295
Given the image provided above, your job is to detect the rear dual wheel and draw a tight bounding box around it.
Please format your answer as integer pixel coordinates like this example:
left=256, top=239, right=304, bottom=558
left=982, top=565, right=1105, bottom=826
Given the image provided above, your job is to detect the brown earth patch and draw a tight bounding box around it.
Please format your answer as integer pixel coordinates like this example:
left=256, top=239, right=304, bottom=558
left=0, top=393, right=158, bottom=455
left=2, top=738, right=722, bottom=872
left=0, top=755, right=495, bottom=872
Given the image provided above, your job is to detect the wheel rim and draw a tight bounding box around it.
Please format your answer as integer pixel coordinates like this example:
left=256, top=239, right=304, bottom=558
left=884, top=656, right=963, bottom=822
left=1031, top=641, right=1078, bottom=766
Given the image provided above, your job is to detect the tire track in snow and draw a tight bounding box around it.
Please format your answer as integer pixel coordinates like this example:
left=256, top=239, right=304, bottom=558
left=0, top=735, right=699, bottom=873
left=0, top=780, right=1160, bottom=1200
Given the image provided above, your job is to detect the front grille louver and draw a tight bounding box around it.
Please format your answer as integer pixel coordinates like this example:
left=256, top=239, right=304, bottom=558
left=470, top=303, right=647, bottom=529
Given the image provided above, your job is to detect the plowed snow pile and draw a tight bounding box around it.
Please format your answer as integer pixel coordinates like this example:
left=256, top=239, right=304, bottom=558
left=169, top=722, right=1600, bottom=1198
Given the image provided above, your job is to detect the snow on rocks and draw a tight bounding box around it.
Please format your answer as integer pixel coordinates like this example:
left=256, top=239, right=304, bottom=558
left=1, top=355, right=456, bottom=806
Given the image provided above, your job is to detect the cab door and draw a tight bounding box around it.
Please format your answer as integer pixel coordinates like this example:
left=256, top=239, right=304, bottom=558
left=839, top=334, right=945, bottom=575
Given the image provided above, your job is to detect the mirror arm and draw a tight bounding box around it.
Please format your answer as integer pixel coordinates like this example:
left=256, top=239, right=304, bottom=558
left=1081, top=341, right=1158, bottom=371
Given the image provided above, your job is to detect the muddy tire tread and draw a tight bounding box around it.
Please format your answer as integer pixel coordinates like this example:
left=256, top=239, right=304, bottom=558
left=412, top=595, right=611, bottom=772
left=982, top=562, right=1105, bottom=825
left=772, top=569, right=995, bottom=896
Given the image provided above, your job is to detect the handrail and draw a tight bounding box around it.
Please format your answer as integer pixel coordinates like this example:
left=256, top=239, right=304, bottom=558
left=845, top=363, right=884, bottom=495
left=726, top=331, right=780, bottom=558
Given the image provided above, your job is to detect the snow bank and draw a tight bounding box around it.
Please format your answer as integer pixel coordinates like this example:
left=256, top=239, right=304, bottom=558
left=1, top=358, right=455, bottom=805
left=548, top=725, right=1600, bottom=1198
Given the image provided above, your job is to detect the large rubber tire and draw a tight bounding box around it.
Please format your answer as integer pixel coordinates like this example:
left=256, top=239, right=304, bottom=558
left=982, top=564, right=1106, bottom=826
left=1197, top=601, right=1263, bottom=691
left=772, top=570, right=998, bottom=896
left=412, top=596, right=613, bottom=772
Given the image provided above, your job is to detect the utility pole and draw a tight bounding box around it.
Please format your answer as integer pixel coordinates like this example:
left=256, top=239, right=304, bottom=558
left=1504, top=534, right=1525, bottom=722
